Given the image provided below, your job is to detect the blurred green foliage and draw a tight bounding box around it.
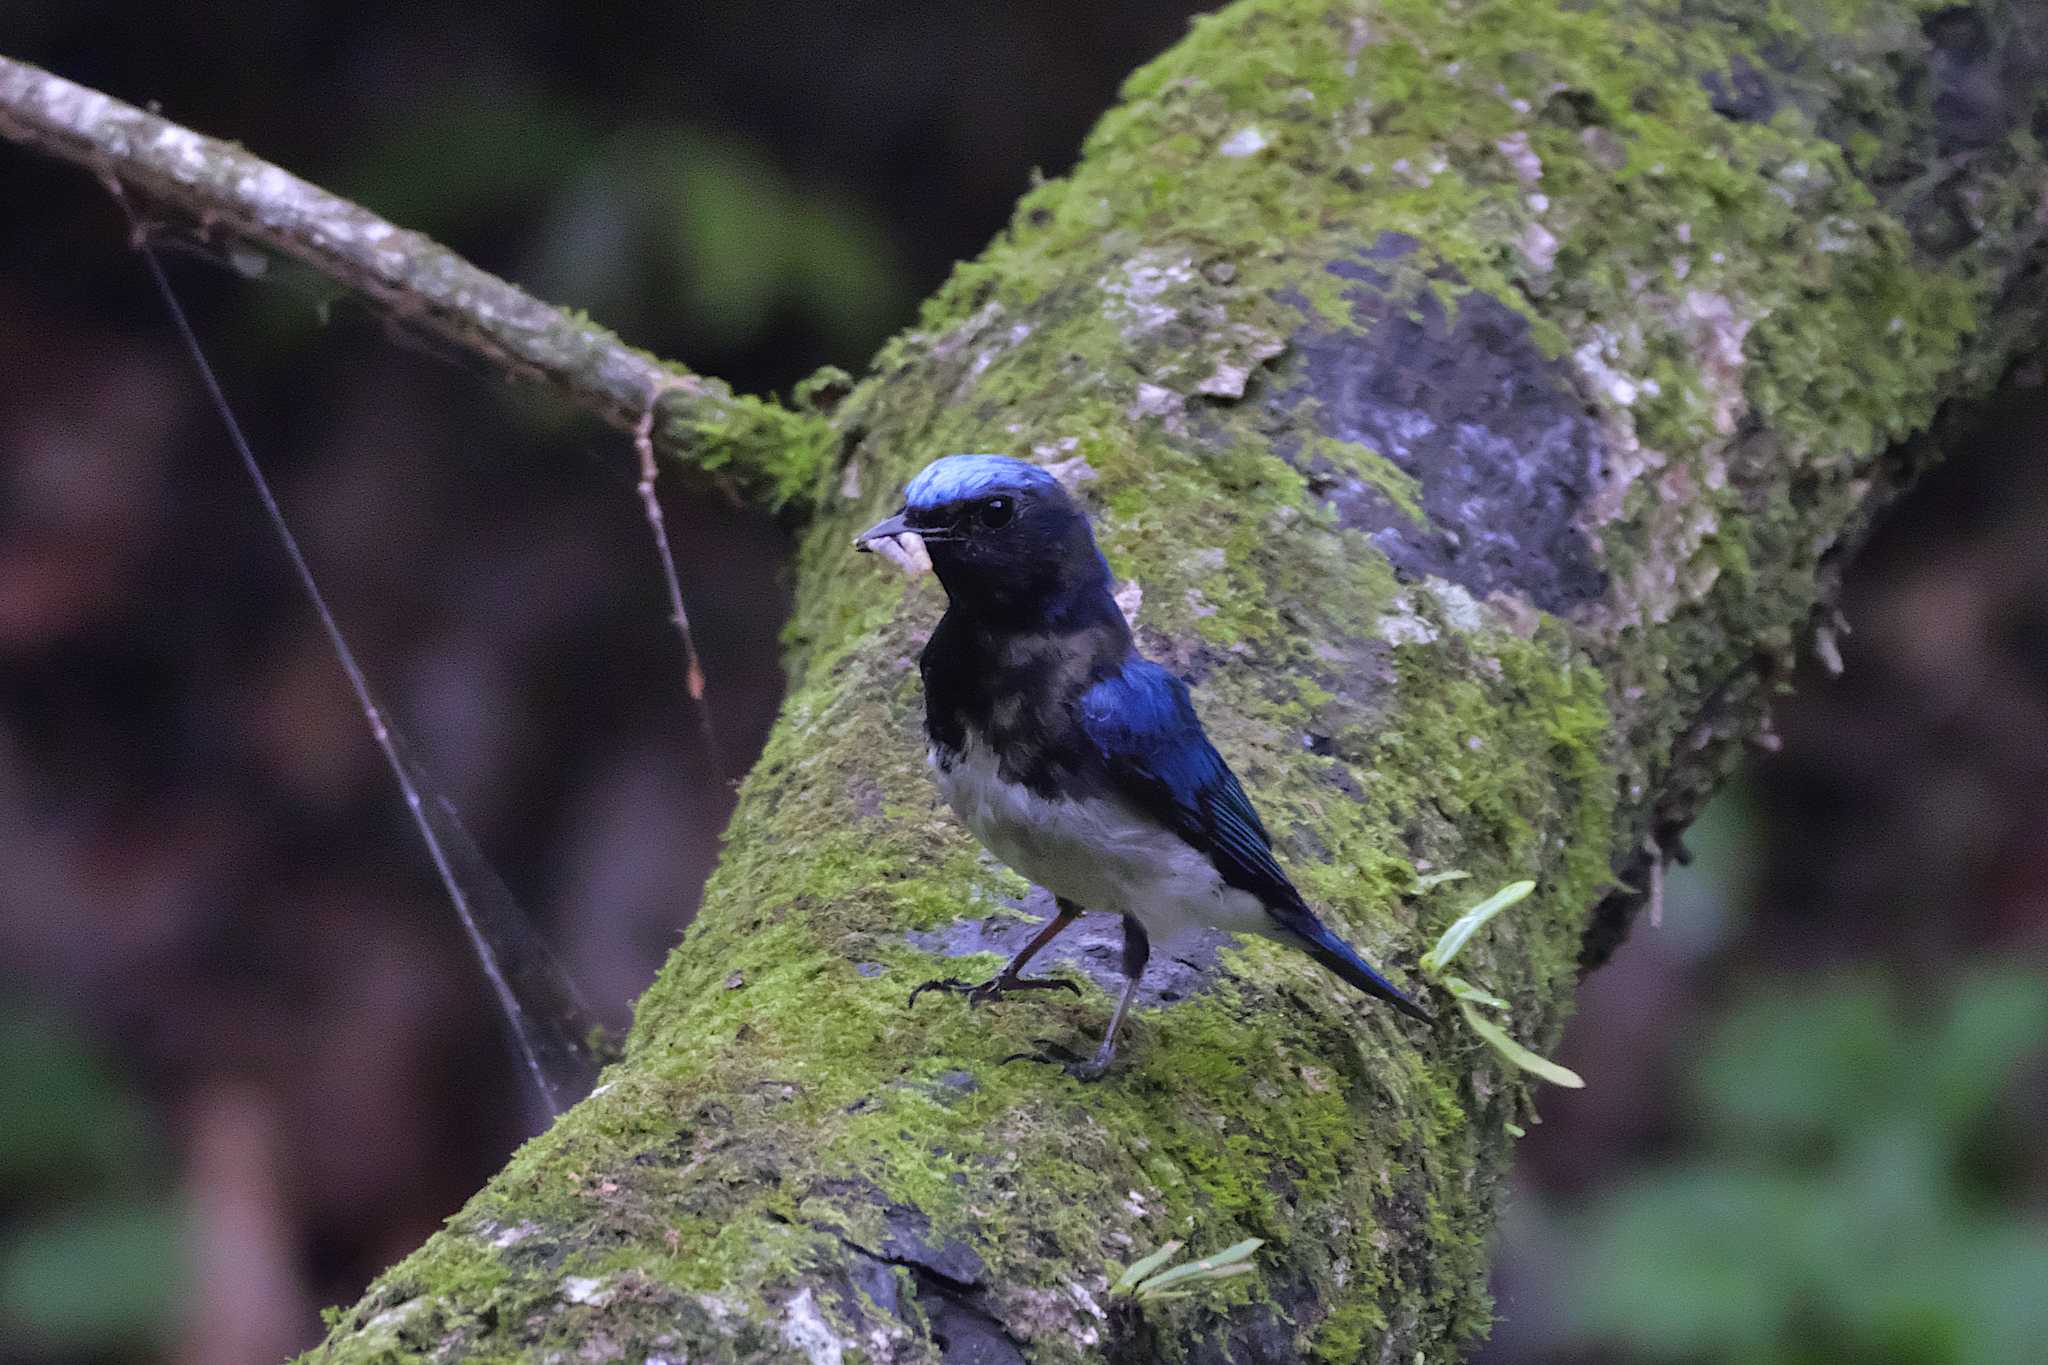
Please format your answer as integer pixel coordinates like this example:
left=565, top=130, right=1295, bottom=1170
left=0, top=1003, right=183, bottom=1355
left=330, top=87, right=909, bottom=362
left=1563, top=968, right=2048, bottom=1364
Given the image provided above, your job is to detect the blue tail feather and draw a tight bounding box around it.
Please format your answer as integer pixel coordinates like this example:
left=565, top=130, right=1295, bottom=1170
left=1294, top=920, right=1434, bottom=1023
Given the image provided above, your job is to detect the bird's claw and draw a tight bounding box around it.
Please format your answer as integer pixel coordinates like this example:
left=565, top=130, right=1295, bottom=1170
left=1002, top=1038, right=1113, bottom=1082
left=907, top=974, right=1082, bottom=1009
left=906, top=977, right=974, bottom=1008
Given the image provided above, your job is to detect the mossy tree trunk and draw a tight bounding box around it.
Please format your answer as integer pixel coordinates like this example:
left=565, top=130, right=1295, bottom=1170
left=288, top=0, right=2048, bottom=1360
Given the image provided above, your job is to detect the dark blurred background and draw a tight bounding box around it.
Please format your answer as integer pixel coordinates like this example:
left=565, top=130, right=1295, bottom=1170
left=0, top=5, right=2043, bottom=1363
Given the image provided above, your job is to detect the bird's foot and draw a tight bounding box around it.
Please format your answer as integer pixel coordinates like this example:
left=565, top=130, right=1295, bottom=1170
left=1003, top=1038, right=1115, bottom=1082
left=907, top=973, right=1082, bottom=1009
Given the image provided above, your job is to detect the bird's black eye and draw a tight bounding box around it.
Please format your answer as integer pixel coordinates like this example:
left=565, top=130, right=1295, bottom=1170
left=977, top=496, right=1015, bottom=529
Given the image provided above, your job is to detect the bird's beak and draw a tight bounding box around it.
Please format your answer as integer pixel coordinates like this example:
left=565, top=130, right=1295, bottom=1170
left=855, top=512, right=911, bottom=547
left=854, top=512, right=933, bottom=577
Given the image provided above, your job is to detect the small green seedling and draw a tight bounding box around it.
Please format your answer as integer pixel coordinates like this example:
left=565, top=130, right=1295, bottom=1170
left=1421, top=879, right=1584, bottom=1090
left=1111, top=1238, right=1264, bottom=1303
left=1420, top=879, right=1533, bottom=974
left=1439, top=976, right=1509, bottom=1010
left=1456, top=1002, right=1584, bottom=1088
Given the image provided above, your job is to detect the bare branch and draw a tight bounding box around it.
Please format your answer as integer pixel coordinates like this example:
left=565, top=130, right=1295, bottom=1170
left=0, top=53, right=831, bottom=510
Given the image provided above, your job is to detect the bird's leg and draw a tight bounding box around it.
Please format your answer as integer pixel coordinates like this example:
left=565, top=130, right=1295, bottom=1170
left=908, top=898, right=1084, bottom=1007
left=1069, top=915, right=1150, bottom=1079
left=1009, top=915, right=1150, bottom=1082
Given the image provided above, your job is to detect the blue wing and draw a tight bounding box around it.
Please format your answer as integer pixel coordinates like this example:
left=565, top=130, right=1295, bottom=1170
left=1078, top=659, right=1433, bottom=1021
left=1078, top=660, right=1297, bottom=908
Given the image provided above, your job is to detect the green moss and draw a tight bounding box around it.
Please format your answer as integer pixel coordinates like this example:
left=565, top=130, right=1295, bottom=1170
left=658, top=386, right=839, bottom=514
left=1302, top=434, right=1428, bottom=526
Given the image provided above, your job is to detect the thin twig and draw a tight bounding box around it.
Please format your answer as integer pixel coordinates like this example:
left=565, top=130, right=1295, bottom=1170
left=636, top=380, right=724, bottom=774
left=0, top=52, right=826, bottom=509
left=1644, top=835, right=1665, bottom=930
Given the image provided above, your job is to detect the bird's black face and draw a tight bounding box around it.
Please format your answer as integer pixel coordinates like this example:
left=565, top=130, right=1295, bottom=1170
left=907, top=486, right=1025, bottom=542
left=908, top=480, right=1102, bottom=611
left=856, top=455, right=1112, bottom=622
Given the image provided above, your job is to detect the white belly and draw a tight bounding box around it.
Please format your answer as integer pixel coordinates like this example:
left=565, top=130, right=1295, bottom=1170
left=931, top=739, right=1273, bottom=944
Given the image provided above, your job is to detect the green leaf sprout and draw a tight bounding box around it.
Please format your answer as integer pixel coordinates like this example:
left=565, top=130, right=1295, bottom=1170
left=1420, top=879, right=1534, bottom=974
left=1419, top=879, right=1584, bottom=1088
left=1111, top=1237, right=1264, bottom=1303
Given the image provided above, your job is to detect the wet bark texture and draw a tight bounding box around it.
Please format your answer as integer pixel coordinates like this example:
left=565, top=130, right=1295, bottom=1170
left=287, top=0, right=2048, bottom=1360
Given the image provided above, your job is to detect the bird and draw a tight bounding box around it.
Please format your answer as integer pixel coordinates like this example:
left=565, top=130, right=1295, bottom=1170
left=856, top=453, right=1433, bottom=1078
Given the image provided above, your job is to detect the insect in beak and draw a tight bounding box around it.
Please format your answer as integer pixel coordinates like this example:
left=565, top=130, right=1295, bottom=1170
left=854, top=512, right=933, bottom=577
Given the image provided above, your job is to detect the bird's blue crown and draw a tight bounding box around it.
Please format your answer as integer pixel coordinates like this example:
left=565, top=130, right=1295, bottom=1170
left=903, top=454, right=1058, bottom=511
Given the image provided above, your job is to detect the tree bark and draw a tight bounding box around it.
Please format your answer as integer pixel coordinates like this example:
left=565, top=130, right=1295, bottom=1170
left=16, top=0, right=2048, bottom=1360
